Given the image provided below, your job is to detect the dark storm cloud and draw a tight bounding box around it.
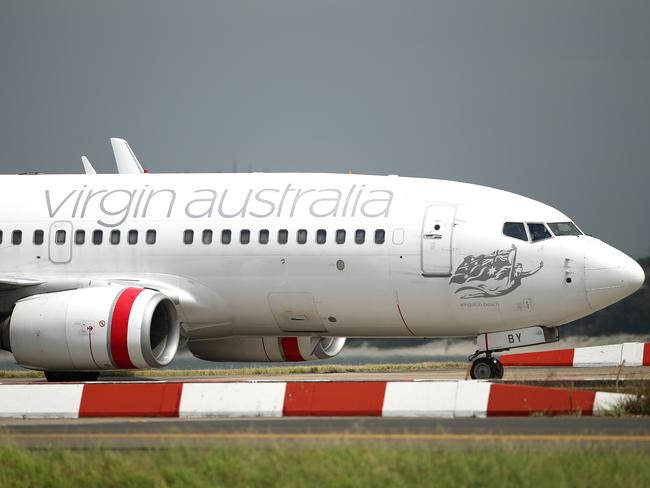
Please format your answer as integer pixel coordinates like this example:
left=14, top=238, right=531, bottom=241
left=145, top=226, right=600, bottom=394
left=0, top=0, right=648, bottom=257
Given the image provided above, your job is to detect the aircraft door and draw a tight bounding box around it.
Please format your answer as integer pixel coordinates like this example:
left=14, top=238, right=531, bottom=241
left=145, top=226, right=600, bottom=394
left=421, top=205, right=456, bottom=276
left=48, top=221, right=73, bottom=264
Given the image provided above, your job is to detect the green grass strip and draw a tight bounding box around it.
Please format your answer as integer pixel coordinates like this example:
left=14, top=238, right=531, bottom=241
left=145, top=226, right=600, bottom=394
left=0, top=444, right=648, bottom=487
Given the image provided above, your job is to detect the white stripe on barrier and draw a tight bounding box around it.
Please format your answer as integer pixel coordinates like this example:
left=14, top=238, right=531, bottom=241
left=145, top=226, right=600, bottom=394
left=573, top=344, right=624, bottom=367
left=179, top=383, right=287, bottom=418
left=621, top=342, right=645, bottom=367
left=454, top=381, right=491, bottom=418
left=382, top=381, right=459, bottom=418
left=593, top=391, right=631, bottom=414
left=0, top=384, right=84, bottom=418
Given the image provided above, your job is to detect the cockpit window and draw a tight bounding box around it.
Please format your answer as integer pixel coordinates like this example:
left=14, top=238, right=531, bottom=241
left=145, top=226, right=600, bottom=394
left=503, top=222, right=528, bottom=241
left=548, top=222, right=582, bottom=237
left=527, top=223, right=552, bottom=242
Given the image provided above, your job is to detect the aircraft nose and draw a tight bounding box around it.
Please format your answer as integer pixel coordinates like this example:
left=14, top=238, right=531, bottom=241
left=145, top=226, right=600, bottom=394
left=584, top=239, right=645, bottom=311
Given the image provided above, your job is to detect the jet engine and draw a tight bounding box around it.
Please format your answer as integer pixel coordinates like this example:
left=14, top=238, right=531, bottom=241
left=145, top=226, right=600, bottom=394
left=188, top=336, right=346, bottom=362
left=1, top=286, right=180, bottom=373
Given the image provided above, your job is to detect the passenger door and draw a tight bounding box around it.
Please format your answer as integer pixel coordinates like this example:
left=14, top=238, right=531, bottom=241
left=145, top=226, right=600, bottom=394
left=421, top=205, right=456, bottom=276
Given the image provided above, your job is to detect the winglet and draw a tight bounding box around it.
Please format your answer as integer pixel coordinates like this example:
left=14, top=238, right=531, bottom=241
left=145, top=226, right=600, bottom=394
left=81, top=156, right=97, bottom=175
left=110, top=138, right=145, bottom=174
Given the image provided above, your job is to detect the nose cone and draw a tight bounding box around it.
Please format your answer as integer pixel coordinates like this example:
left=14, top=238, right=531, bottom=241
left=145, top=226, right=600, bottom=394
left=585, top=239, right=645, bottom=311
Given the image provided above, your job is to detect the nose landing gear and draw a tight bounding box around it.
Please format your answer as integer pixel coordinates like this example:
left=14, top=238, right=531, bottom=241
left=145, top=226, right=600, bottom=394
left=468, top=326, right=559, bottom=380
left=469, top=355, right=504, bottom=380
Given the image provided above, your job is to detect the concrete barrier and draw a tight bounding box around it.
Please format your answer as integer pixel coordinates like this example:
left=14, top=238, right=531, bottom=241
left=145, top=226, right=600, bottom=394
left=0, top=380, right=629, bottom=419
left=500, top=342, right=650, bottom=367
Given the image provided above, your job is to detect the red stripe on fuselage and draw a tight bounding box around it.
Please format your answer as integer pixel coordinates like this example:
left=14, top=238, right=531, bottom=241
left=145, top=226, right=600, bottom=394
left=110, top=288, right=143, bottom=369
left=281, top=337, right=304, bottom=361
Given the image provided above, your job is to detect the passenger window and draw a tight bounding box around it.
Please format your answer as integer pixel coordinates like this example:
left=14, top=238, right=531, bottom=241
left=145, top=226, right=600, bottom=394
left=128, top=230, right=138, bottom=245
left=355, top=229, right=365, bottom=244
left=93, top=230, right=103, bottom=245
left=527, top=223, right=552, bottom=242
left=110, top=230, right=120, bottom=245
left=221, top=229, right=231, bottom=245
left=55, top=230, right=66, bottom=245
left=146, top=229, right=156, bottom=245
left=548, top=222, right=583, bottom=237
left=278, top=229, right=288, bottom=244
left=202, top=229, right=213, bottom=245
left=297, top=229, right=307, bottom=244
left=12, top=230, right=22, bottom=245
left=184, top=229, right=194, bottom=245
left=240, top=229, right=250, bottom=244
left=75, top=230, right=85, bottom=245
left=503, top=222, right=528, bottom=241
left=0, top=230, right=3, bottom=244
left=374, top=229, right=385, bottom=244
left=316, top=229, right=326, bottom=244
left=33, top=230, right=44, bottom=245
left=259, top=229, right=269, bottom=244
left=335, top=229, right=346, bottom=244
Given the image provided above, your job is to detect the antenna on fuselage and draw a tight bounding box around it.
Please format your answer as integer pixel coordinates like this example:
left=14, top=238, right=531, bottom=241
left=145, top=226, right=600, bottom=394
left=81, top=156, right=97, bottom=174
left=110, top=138, right=145, bottom=174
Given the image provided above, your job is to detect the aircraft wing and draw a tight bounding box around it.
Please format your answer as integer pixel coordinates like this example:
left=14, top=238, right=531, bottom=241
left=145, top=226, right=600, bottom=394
left=0, top=276, right=44, bottom=291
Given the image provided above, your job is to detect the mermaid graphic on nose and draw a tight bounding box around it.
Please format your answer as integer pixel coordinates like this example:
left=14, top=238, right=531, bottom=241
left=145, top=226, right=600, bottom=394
left=450, top=245, right=543, bottom=299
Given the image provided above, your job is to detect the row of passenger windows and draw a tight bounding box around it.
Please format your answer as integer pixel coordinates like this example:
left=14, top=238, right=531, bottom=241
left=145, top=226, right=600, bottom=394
left=503, top=221, right=582, bottom=242
left=183, top=228, right=386, bottom=245
left=0, top=228, right=387, bottom=247
left=0, top=229, right=157, bottom=246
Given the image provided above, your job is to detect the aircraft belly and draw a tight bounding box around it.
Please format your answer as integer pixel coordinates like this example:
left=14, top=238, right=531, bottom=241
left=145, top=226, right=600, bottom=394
left=205, top=254, right=402, bottom=337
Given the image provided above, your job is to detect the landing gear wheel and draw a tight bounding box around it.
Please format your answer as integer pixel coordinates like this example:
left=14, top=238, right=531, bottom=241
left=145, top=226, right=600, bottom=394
left=494, top=359, right=504, bottom=379
left=470, top=357, right=504, bottom=380
left=44, top=371, right=100, bottom=383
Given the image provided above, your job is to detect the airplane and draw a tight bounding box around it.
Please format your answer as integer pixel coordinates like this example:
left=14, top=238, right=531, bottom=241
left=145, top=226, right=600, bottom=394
left=0, top=139, right=644, bottom=381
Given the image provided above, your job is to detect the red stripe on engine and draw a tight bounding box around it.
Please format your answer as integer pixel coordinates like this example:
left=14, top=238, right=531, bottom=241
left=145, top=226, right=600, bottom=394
left=110, top=288, right=143, bottom=369
left=281, top=337, right=304, bottom=362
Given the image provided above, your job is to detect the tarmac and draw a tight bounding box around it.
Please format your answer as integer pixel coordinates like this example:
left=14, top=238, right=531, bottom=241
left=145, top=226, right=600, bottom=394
left=3, top=365, right=649, bottom=384
left=2, top=417, right=650, bottom=448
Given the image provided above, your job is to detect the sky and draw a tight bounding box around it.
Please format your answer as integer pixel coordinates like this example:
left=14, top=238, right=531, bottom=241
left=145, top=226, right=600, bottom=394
left=0, top=0, right=648, bottom=258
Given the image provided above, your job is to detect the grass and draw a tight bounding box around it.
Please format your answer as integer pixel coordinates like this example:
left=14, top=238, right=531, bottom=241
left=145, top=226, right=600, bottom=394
left=0, top=444, right=648, bottom=487
left=618, top=381, right=650, bottom=415
left=0, top=361, right=464, bottom=379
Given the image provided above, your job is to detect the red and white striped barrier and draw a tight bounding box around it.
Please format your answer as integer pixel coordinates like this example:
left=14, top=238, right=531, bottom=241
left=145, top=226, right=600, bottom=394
left=500, top=342, right=650, bottom=367
left=0, top=380, right=627, bottom=419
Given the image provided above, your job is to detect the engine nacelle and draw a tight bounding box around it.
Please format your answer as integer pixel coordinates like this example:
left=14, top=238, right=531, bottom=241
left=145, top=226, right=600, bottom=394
left=6, top=287, right=179, bottom=371
left=188, top=336, right=346, bottom=362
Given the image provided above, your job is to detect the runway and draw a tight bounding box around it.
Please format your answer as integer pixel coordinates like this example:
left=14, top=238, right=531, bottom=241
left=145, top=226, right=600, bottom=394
left=2, top=417, right=650, bottom=448
left=3, top=365, right=650, bottom=385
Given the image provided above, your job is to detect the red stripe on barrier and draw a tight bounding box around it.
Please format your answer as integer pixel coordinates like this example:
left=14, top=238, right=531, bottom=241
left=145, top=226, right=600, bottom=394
left=487, top=384, right=596, bottom=416
left=499, top=348, right=575, bottom=367
left=283, top=382, right=387, bottom=416
left=79, top=384, right=183, bottom=417
left=110, top=288, right=143, bottom=369
left=281, top=337, right=304, bottom=362
left=643, top=343, right=650, bottom=366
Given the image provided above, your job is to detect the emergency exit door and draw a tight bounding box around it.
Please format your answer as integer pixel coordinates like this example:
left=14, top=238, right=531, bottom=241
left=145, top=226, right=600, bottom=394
left=48, top=221, right=73, bottom=264
left=421, top=205, right=456, bottom=276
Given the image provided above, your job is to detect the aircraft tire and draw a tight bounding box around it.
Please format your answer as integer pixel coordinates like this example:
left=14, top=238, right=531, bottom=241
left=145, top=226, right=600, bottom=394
left=470, top=357, right=503, bottom=380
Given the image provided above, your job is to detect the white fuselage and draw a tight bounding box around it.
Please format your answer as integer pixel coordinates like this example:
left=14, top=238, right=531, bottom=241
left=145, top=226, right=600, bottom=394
left=0, top=173, right=643, bottom=343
